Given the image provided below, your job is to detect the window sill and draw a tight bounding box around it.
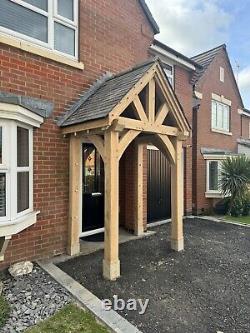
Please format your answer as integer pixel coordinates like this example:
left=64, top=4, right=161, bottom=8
left=205, top=192, right=224, bottom=199
left=0, top=33, right=84, bottom=70
left=0, top=211, right=39, bottom=237
left=211, top=128, right=232, bottom=136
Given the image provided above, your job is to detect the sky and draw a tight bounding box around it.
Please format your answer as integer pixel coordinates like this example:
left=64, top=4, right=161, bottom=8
left=146, top=0, right=250, bottom=109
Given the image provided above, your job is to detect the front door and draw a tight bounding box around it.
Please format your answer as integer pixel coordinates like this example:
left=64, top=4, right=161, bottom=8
left=82, top=144, right=104, bottom=232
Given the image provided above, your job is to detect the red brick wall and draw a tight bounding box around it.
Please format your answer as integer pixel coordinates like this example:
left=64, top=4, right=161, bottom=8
left=174, top=65, right=193, bottom=215
left=193, top=51, right=242, bottom=213
left=0, top=0, right=154, bottom=269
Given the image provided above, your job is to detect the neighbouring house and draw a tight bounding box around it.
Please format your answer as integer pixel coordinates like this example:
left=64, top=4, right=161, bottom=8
left=238, top=108, right=250, bottom=156
left=150, top=41, right=249, bottom=216
left=149, top=39, right=201, bottom=218
left=0, top=0, right=191, bottom=280
left=191, top=44, right=246, bottom=214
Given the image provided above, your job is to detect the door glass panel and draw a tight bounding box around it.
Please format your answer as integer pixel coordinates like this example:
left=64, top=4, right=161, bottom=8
left=0, top=174, right=6, bottom=217
left=83, top=144, right=104, bottom=194
left=17, top=127, right=29, bottom=167
left=17, top=172, right=29, bottom=213
left=0, top=127, right=2, bottom=164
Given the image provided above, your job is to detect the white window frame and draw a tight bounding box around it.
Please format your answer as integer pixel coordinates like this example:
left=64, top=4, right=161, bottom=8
left=163, top=62, right=174, bottom=87
left=0, top=121, right=11, bottom=223
left=0, top=120, right=33, bottom=224
left=0, top=0, right=79, bottom=59
left=211, top=99, right=230, bottom=133
left=206, top=160, right=222, bottom=195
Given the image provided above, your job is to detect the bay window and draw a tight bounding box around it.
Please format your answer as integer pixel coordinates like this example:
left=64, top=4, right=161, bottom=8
left=0, top=120, right=33, bottom=224
left=0, top=0, right=78, bottom=58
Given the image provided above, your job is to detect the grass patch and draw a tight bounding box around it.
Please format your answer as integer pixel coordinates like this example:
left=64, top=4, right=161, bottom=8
left=26, top=304, right=109, bottom=333
left=0, top=295, right=10, bottom=328
left=223, top=215, right=250, bottom=225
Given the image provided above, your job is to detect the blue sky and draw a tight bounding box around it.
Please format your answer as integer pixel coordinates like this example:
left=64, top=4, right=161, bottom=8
left=146, top=0, right=250, bottom=109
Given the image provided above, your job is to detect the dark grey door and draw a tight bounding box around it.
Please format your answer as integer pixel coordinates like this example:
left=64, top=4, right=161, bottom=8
left=147, top=148, right=171, bottom=223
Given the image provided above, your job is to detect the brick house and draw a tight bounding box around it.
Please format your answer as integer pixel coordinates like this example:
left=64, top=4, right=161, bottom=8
left=150, top=42, right=248, bottom=216
left=238, top=108, right=250, bottom=156
left=0, top=0, right=191, bottom=280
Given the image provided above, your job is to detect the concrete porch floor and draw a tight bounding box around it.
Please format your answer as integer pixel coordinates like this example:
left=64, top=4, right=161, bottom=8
left=79, top=227, right=156, bottom=256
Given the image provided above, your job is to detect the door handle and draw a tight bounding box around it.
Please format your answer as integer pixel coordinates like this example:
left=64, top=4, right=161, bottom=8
left=92, top=192, right=102, bottom=197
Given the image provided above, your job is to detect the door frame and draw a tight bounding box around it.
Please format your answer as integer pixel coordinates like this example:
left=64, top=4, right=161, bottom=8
left=79, top=139, right=105, bottom=238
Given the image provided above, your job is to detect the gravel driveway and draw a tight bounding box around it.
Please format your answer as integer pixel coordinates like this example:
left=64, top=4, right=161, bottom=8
left=58, top=218, right=250, bottom=333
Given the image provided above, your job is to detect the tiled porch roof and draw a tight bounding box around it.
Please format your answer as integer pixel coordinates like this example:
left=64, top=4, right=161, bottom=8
left=60, top=59, right=157, bottom=127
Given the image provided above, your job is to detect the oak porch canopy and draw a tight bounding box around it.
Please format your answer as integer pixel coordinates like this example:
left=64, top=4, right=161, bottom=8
left=59, top=59, right=190, bottom=281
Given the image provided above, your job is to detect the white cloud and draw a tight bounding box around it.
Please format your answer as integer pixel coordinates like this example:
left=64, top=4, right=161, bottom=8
left=238, top=66, right=250, bottom=108
left=146, top=0, right=232, bottom=56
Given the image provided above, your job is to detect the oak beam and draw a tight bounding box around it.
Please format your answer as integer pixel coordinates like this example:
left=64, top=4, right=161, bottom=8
left=118, top=130, right=141, bottom=160
left=103, top=130, right=120, bottom=280
left=62, top=118, right=110, bottom=135
left=146, top=79, right=156, bottom=123
left=87, top=135, right=106, bottom=163
left=110, top=66, right=156, bottom=118
left=155, top=134, right=176, bottom=165
left=68, top=135, right=81, bottom=256
left=155, top=103, right=169, bottom=126
left=117, top=117, right=178, bottom=136
left=171, top=139, right=184, bottom=251
left=135, top=144, right=144, bottom=236
left=133, top=95, right=148, bottom=122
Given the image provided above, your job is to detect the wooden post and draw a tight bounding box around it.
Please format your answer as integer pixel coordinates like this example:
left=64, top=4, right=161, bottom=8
left=135, top=143, right=144, bottom=236
left=68, top=135, right=81, bottom=256
left=171, top=138, right=184, bottom=251
left=103, top=130, right=120, bottom=280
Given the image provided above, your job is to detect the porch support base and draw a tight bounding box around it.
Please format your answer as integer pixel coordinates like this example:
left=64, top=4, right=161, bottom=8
left=171, top=238, right=184, bottom=252
left=103, top=259, right=121, bottom=281
left=0, top=236, right=11, bottom=261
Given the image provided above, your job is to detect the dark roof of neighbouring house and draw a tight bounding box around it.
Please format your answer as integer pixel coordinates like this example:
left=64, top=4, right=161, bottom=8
left=59, top=59, right=158, bottom=127
left=191, top=44, right=244, bottom=107
left=190, top=44, right=226, bottom=84
left=0, top=91, right=53, bottom=118
left=139, top=0, right=160, bottom=34
left=152, top=39, right=203, bottom=69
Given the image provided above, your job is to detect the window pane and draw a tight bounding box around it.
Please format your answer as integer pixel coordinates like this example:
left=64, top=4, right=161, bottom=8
left=0, top=174, right=6, bottom=217
left=209, top=162, right=219, bottom=191
left=0, top=127, right=2, bottom=164
left=211, top=101, right=217, bottom=128
left=223, top=105, right=230, bottom=131
left=0, top=0, right=48, bottom=43
left=54, top=22, right=75, bottom=56
left=57, top=0, right=74, bottom=20
left=17, top=172, right=29, bottom=213
left=218, top=104, right=224, bottom=129
left=17, top=127, right=29, bottom=167
left=22, top=0, right=48, bottom=11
